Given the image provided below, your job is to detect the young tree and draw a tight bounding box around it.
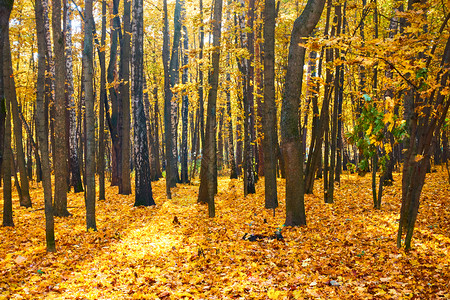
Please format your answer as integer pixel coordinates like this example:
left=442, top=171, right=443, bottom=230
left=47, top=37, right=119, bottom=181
left=281, top=0, right=325, bottom=226
left=397, top=33, right=450, bottom=250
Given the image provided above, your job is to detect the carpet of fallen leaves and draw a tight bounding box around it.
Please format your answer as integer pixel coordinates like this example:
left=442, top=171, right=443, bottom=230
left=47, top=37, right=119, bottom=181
left=1, top=169, right=449, bottom=299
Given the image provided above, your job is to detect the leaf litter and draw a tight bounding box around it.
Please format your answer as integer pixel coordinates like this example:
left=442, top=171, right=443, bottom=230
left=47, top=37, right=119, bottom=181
left=0, top=170, right=449, bottom=299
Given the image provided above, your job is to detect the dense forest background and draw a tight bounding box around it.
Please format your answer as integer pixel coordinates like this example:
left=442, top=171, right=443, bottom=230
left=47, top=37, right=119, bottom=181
left=0, top=0, right=449, bottom=297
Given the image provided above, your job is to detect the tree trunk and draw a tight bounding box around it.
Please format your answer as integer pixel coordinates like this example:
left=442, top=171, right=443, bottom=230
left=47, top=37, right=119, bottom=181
left=198, top=0, right=222, bottom=217
left=226, top=72, right=237, bottom=179
left=243, top=0, right=256, bottom=195
left=180, top=24, right=189, bottom=184
left=398, top=35, right=450, bottom=250
left=326, top=4, right=342, bottom=204
left=132, top=0, right=155, bottom=206
left=163, top=0, right=182, bottom=198
left=153, top=83, right=162, bottom=179
left=98, top=0, right=107, bottom=200
left=83, top=0, right=97, bottom=231
left=281, top=0, right=325, bottom=226
left=198, top=0, right=205, bottom=150
left=106, top=0, right=121, bottom=187
left=35, top=0, right=56, bottom=251
left=0, top=0, right=13, bottom=226
left=4, top=28, right=31, bottom=207
left=143, top=78, right=158, bottom=181
left=262, top=0, right=278, bottom=209
left=65, top=0, right=83, bottom=194
left=119, top=0, right=132, bottom=195
left=52, top=0, right=70, bottom=217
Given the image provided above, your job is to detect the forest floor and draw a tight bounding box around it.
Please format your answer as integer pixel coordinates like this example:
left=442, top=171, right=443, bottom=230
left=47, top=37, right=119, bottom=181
left=0, top=169, right=449, bottom=299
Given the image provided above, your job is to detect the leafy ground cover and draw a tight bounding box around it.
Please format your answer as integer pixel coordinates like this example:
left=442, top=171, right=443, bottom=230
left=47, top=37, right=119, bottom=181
left=0, top=169, right=449, bottom=299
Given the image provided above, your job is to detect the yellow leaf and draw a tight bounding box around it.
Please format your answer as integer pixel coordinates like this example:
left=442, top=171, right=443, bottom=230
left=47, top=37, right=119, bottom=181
left=268, top=288, right=282, bottom=299
left=366, top=125, right=373, bottom=136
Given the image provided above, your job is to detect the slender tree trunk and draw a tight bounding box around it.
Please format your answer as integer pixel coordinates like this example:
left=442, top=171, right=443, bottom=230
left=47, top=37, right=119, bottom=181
left=226, top=72, right=237, bottom=179
left=52, top=0, right=70, bottom=217
left=35, top=0, right=55, bottom=251
left=163, top=0, right=182, bottom=198
left=84, top=0, right=97, bottom=231
left=153, top=83, right=162, bottom=179
left=180, top=24, right=189, bottom=183
left=98, top=0, right=107, bottom=200
left=119, top=0, right=132, bottom=195
left=198, top=0, right=205, bottom=149
left=143, top=78, right=157, bottom=181
left=0, top=5, right=8, bottom=187
left=236, top=111, right=243, bottom=177
left=65, top=0, right=83, bottom=193
left=398, top=35, right=450, bottom=250
left=198, top=0, right=222, bottom=217
left=305, top=0, right=331, bottom=195
left=132, top=0, right=155, bottom=206
left=243, top=0, right=256, bottom=195
left=1, top=0, right=13, bottom=226
left=4, top=30, right=31, bottom=207
left=263, top=0, right=278, bottom=209
left=106, top=0, right=121, bottom=187
left=326, top=4, right=341, bottom=204
left=34, top=113, right=42, bottom=182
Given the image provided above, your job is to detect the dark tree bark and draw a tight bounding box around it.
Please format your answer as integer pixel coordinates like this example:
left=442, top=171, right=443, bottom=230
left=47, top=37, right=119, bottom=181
left=65, top=0, right=83, bottom=193
left=262, top=0, right=278, bottom=209
left=143, top=78, right=158, bottom=181
left=84, top=0, right=97, bottom=231
left=98, top=0, right=107, bottom=200
left=52, top=0, right=70, bottom=217
left=162, top=0, right=182, bottom=198
left=198, top=0, right=222, bottom=217
left=334, top=4, right=345, bottom=183
left=198, top=0, right=205, bottom=149
left=35, top=0, right=56, bottom=251
left=243, top=0, right=256, bottom=195
left=0, top=0, right=13, bottom=226
left=281, top=0, right=325, bottom=226
left=180, top=24, right=189, bottom=184
left=4, top=27, right=31, bottom=207
left=132, top=0, right=155, bottom=206
left=305, top=0, right=331, bottom=195
left=19, top=109, right=41, bottom=182
left=106, top=0, right=121, bottom=187
left=326, top=4, right=342, bottom=204
left=119, top=0, right=132, bottom=195
left=217, top=107, right=224, bottom=171
left=0, top=4, right=7, bottom=187
left=152, top=81, right=162, bottom=179
left=226, top=72, right=237, bottom=179
left=397, top=34, right=450, bottom=250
